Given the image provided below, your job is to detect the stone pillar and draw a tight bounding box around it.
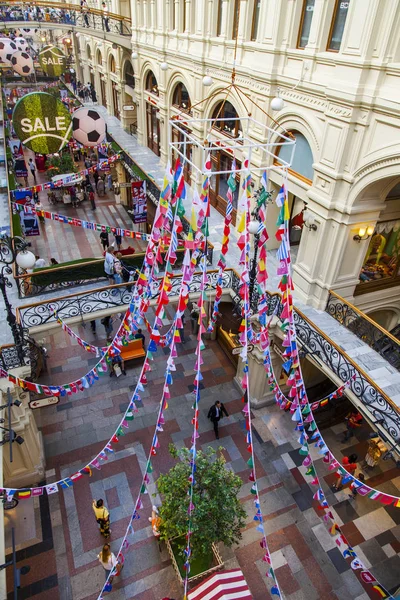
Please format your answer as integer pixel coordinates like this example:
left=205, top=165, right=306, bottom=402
left=234, top=321, right=289, bottom=409
left=0, top=368, right=45, bottom=488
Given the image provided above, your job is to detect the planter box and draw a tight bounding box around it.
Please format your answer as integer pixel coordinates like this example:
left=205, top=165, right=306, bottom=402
left=166, top=537, right=223, bottom=587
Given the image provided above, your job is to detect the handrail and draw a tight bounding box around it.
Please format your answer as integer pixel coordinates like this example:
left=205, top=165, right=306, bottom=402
left=0, top=1, right=131, bottom=24
left=326, top=289, right=400, bottom=370
left=295, top=305, right=397, bottom=412
left=14, top=257, right=105, bottom=279
left=15, top=268, right=221, bottom=323
left=327, top=289, right=400, bottom=347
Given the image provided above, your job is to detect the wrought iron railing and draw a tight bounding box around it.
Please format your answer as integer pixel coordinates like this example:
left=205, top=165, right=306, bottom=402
left=326, top=290, right=400, bottom=370
left=0, top=1, right=131, bottom=36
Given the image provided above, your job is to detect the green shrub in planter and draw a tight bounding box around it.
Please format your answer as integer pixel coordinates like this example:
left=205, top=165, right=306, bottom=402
left=156, top=445, right=246, bottom=561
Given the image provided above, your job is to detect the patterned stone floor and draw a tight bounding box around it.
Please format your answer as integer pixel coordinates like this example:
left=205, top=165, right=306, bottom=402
left=5, top=309, right=400, bottom=599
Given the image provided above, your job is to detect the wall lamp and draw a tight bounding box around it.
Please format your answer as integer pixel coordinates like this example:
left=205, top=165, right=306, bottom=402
left=353, top=226, right=374, bottom=243
left=303, top=209, right=318, bottom=231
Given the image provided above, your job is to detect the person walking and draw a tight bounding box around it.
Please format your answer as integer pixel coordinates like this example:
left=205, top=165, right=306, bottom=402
left=104, top=246, right=115, bottom=283
left=332, top=454, right=358, bottom=491
left=114, top=232, right=122, bottom=251
left=342, top=410, right=362, bottom=442
left=28, top=158, right=37, bottom=183
left=100, top=231, right=110, bottom=252
left=101, top=315, right=113, bottom=341
left=348, top=473, right=365, bottom=500
left=89, top=188, right=96, bottom=210
left=207, top=401, right=228, bottom=440
left=97, top=544, right=117, bottom=579
left=113, top=252, right=123, bottom=284
left=92, top=498, right=111, bottom=537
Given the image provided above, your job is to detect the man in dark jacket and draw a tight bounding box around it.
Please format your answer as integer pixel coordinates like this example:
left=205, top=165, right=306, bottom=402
left=207, top=401, right=228, bottom=439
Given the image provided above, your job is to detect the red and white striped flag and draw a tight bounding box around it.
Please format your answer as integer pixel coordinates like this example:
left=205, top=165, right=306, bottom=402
left=188, top=569, right=252, bottom=599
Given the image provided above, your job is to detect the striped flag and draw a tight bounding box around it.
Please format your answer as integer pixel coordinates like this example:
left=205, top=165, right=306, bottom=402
left=188, top=569, right=252, bottom=599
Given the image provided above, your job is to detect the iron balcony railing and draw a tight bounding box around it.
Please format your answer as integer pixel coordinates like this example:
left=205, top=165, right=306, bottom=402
left=326, top=290, right=400, bottom=371
left=15, top=268, right=400, bottom=445
left=0, top=1, right=131, bottom=36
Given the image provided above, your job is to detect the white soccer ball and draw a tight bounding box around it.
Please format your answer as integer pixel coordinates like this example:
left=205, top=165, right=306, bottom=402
left=0, top=39, right=17, bottom=64
left=72, top=108, right=106, bottom=147
left=14, top=37, right=29, bottom=52
left=11, top=51, right=34, bottom=76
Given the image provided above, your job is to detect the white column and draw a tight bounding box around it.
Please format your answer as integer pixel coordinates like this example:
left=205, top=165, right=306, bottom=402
left=1, top=370, right=45, bottom=488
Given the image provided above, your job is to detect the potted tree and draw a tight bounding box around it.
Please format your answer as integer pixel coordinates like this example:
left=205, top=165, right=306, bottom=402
left=156, top=445, right=246, bottom=586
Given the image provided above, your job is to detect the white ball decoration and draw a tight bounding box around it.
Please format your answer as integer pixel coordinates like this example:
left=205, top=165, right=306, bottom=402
left=131, top=51, right=138, bottom=59
left=15, top=37, right=29, bottom=52
left=203, top=75, right=213, bottom=86
left=11, top=51, right=34, bottom=76
left=160, top=61, right=168, bottom=71
left=72, top=107, right=106, bottom=147
left=0, top=39, right=17, bottom=64
left=270, top=96, right=284, bottom=111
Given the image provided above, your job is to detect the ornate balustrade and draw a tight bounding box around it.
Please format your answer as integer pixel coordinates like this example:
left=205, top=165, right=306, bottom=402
left=0, top=1, right=131, bottom=36
left=326, top=290, right=400, bottom=370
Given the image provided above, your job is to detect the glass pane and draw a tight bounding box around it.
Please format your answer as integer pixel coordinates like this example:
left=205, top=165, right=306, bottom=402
left=251, top=0, right=261, bottom=41
left=217, top=0, right=223, bottom=36
left=298, top=0, right=315, bottom=48
left=328, top=1, right=350, bottom=51
left=359, top=222, right=400, bottom=284
left=278, top=132, right=313, bottom=181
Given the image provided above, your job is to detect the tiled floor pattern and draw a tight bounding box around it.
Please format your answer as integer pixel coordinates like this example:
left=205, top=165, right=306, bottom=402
left=5, top=312, right=400, bottom=599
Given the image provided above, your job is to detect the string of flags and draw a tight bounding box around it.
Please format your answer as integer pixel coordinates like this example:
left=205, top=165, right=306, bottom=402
left=235, top=165, right=282, bottom=597
left=14, top=203, right=152, bottom=242
left=99, top=161, right=205, bottom=598
left=0, top=193, right=176, bottom=500
left=268, top=182, right=395, bottom=599
left=10, top=153, right=120, bottom=196
left=259, top=322, right=400, bottom=506
left=51, top=307, right=108, bottom=357
left=182, top=159, right=212, bottom=598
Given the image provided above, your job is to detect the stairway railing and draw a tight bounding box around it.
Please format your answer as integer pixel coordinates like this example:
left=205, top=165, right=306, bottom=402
left=326, top=290, right=400, bottom=370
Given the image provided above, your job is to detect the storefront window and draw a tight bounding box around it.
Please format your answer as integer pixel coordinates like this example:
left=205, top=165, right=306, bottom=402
left=212, top=101, right=242, bottom=139
left=210, top=152, right=241, bottom=224
left=145, top=70, right=159, bottom=96
left=172, top=82, right=191, bottom=112
left=359, top=220, right=400, bottom=286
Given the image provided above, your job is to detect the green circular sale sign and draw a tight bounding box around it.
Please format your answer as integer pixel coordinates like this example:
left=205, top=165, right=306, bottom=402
left=39, top=45, right=67, bottom=77
left=12, top=92, right=72, bottom=154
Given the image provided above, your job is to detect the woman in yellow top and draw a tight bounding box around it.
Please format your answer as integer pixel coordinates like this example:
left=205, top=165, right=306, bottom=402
left=92, top=498, right=111, bottom=538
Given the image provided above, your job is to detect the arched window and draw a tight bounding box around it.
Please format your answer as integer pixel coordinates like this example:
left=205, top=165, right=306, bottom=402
left=109, top=54, right=116, bottom=73
left=211, top=100, right=242, bottom=139
left=172, top=82, right=191, bottom=112
left=124, top=60, right=135, bottom=89
left=96, top=50, right=102, bottom=66
left=276, top=130, right=314, bottom=184
left=86, top=45, right=92, bottom=60
left=145, top=70, right=159, bottom=96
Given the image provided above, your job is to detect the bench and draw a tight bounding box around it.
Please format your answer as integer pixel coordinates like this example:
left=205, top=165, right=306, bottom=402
left=120, top=339, right=146, bottom=362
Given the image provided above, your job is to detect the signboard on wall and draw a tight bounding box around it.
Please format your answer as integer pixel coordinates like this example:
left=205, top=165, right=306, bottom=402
left=131, top=181, right=147, bottom=224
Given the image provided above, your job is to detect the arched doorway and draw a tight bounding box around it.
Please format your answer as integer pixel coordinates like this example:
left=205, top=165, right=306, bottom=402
left=171, top=82, right=192, bottom=182
left=145, top=70, right=160, bottom=156
left=274, top=130, right=314, bottom=246
left=209, top=100, right=242, bottom=224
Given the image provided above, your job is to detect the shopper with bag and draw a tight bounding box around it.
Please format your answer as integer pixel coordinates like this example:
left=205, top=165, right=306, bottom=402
left=98, top=544, right=117, bottom=580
